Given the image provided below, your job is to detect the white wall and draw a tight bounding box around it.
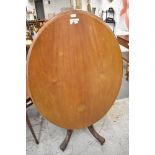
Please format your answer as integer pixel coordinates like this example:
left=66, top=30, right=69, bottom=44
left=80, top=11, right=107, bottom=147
left=83, top=0, right=128, bottom=33
left=26, top=0, right=71, bottom=20
left=81, top=0, right=87, bottom=11
left=80, top=0, right=102, bottom=14
left=91, top=0, right=102, bottom=16
left=26, top=0, right=36, bottom=20
left=100, top=0, right=128, bottom=33
left=79, top=0, right=128, bottom=33
left=26, top=0, right=128, bottom=33
left=82, top=0, right=127, bottom=34
left=43, top=0, right=71, bottom=19
left=26, top=0, right=35, bottom=12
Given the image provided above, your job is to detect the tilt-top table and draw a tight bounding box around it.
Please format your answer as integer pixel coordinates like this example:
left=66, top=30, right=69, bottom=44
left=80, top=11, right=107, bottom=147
left=27, top=10, right=123, bottom=151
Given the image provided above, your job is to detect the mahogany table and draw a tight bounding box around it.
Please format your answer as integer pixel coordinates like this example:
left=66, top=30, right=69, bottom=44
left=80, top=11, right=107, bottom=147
left=27, top=10, right=123, bottom=151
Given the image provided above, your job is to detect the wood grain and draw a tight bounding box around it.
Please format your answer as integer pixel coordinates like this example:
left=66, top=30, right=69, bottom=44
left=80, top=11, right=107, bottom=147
left=27, top=10, right=123, bottom=129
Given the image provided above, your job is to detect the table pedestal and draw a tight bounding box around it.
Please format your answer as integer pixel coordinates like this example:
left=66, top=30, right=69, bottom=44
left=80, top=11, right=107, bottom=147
left=60, top=125, right=105, bottom=151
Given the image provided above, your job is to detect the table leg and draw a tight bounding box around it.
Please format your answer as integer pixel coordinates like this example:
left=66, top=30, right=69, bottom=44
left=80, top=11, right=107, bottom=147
left=88, top=125, right=105, bottom=145
left=60, top=129, right=73, bottom=151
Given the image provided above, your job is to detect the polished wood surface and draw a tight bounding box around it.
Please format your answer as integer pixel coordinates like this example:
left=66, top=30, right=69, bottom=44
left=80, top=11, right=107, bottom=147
left=27, top=10, right=123, bottom=129
left=117, top=35, right=129, bottom=49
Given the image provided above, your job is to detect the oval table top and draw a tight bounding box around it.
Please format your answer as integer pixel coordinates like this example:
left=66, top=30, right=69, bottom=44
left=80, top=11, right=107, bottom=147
left=27, top=10, right=123, bottom=129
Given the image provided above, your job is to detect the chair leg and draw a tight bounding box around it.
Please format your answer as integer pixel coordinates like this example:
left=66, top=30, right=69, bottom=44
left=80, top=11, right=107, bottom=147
left=26, top=112, right=39, bottom=144
left=126, top=63, right=129, bottom=81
